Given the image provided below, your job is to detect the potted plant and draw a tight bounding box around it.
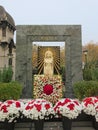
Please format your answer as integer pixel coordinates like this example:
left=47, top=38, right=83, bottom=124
left=82, top=96, right=98, bottom=129
left=22, top=99, right=54, bottom=130
left=0, top=100, right=24, bottom=130
left=53, top=98, right=82, bottom=130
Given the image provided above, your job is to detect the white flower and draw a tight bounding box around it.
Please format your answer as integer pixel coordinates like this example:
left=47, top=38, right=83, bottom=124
left=22, top=99, right=54, bottom=120
left=53, top=98, right=82, bottom=119
left=0, top=100, right=24, bottom=122
left=81, top=97, right=98, bottom=122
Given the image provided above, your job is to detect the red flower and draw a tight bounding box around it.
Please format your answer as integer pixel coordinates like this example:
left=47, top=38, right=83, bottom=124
left=26, top=105, right=34, bottom=110
left=64, top=98, right=71, bottom=104
left=74, top=101, right=79, bottom=106
left=85, top=101, right=94, bottom=107
left=94, top=99, right=98, bottom=103
left=1, top=105, right=8, bottom=113
left=83, top=97, right=92, bottom=102
left=67, top=103, right=75, bottom=110
left=43, top=84, right=53, bottom=95
left=7, top=100, right=14, bottom=105
left=16, top=101, right=21, bottom=108
left=34, top=104, right=41, bottom=111
left=26, top=105, right=30, bottom=110
left=45, top=104, right=50, bottom=110
left=83, top=97, right=97, bottom=107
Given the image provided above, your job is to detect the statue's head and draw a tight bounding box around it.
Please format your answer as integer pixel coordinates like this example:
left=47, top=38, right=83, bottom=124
left=45, top=50, right=53, bottom=58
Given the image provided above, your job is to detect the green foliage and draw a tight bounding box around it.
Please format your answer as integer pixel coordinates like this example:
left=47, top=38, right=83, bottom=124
left=83, top=67, right=98, bottom=81
left=91, top=68, right=98, bottom=80
left=73, top=80, right=98, bottom=100
left=0, top=81, right=22, bottom=101
left=0, top=66, right=13, bottom=83
left=0, top=70, right=2, bottom=82
left=83, top=68, right=92, bottom=81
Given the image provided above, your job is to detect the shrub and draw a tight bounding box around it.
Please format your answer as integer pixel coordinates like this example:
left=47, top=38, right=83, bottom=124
left=0, top=66, right=13, bottom=82
left=92, top=68, right=98, bottom=80
left=73, top=80, right=98, bottom=100
left=0, top=81, right=22, bottom=101
left=83, top=68, right=92, bottom=81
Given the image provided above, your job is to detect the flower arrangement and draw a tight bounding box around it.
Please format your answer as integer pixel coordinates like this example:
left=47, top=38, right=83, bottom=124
left=22, top=99, right=54, bottom=120
left=33, top=75, right=63, bottom=104
left=81, top=96, right=98, bottom=122
left=53, top=98, right=82, bottom=119
left=1, top=97, right=98, bottom=122
left=0, top=100, right=24, bottom=122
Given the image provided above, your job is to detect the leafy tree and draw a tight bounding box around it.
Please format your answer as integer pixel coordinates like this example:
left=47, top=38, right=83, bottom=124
left=83, top=41, right=98, bottom=69
left=82, top=41, right=98, bottom=80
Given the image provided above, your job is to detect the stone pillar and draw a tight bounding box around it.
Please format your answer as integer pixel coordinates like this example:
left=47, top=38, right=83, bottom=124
left=65, top=36, right=73, bottom=98
left=65, top=27, right=83, bottom=98
left=15, top=28, right=32, bottom=98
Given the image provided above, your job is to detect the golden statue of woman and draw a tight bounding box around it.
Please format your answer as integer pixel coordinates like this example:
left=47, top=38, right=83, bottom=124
left=44, top=50, right=54, bottom=77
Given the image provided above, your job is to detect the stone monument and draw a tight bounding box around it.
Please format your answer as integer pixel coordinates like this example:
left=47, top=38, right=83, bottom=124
left=15, top=25, right=83, bottom=98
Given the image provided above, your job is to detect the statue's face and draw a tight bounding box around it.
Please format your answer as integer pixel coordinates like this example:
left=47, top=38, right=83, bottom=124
left=45, top=51, right=53, bottom=58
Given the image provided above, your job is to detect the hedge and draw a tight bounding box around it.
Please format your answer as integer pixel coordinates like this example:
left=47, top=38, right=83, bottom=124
left=0, top=81, right=22, bottom=101
left=73, top=80, right=98, bottom=100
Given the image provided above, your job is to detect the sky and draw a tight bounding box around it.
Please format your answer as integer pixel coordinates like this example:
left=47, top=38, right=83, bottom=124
left=0, top=0, right=98, bottom=46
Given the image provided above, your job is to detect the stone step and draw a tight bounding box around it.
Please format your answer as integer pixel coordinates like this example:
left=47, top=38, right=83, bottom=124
left=72, top=127, right=95, bottom=130
left=0, top=121, right=96, bottom=130
left=72, top=121, right=92, bottom=127
left=14, top=122, right=96, bottom=130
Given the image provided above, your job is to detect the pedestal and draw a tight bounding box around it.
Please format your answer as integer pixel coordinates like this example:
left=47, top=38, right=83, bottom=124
left=34, top=119, right=44, bottom=130
left=62, top=116, right=72, bottom=130
left=4, top=122, right=15, bottom=130
left=92, top=117, right=98, bottom=130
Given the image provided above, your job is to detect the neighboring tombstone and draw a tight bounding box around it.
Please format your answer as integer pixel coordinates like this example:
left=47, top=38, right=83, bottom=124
left=44, top=50, right=54, bottom=77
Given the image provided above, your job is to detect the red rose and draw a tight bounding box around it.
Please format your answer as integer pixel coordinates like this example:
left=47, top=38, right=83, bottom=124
left=43, top=84, right=53, bottom=95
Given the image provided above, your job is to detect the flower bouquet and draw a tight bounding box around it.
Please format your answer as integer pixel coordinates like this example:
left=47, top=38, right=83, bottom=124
left=22, top=99, right=54, bottom=120
left=33, top=75, right=63, bottom=104
left=53, top=98, right=82, bottom=130
left=0, top=100, right=24, bottom=122
left=53, top=98, right=82, bottom=119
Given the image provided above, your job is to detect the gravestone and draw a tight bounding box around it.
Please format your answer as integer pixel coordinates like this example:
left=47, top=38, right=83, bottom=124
left=15, top=25, right=83, bottom=98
